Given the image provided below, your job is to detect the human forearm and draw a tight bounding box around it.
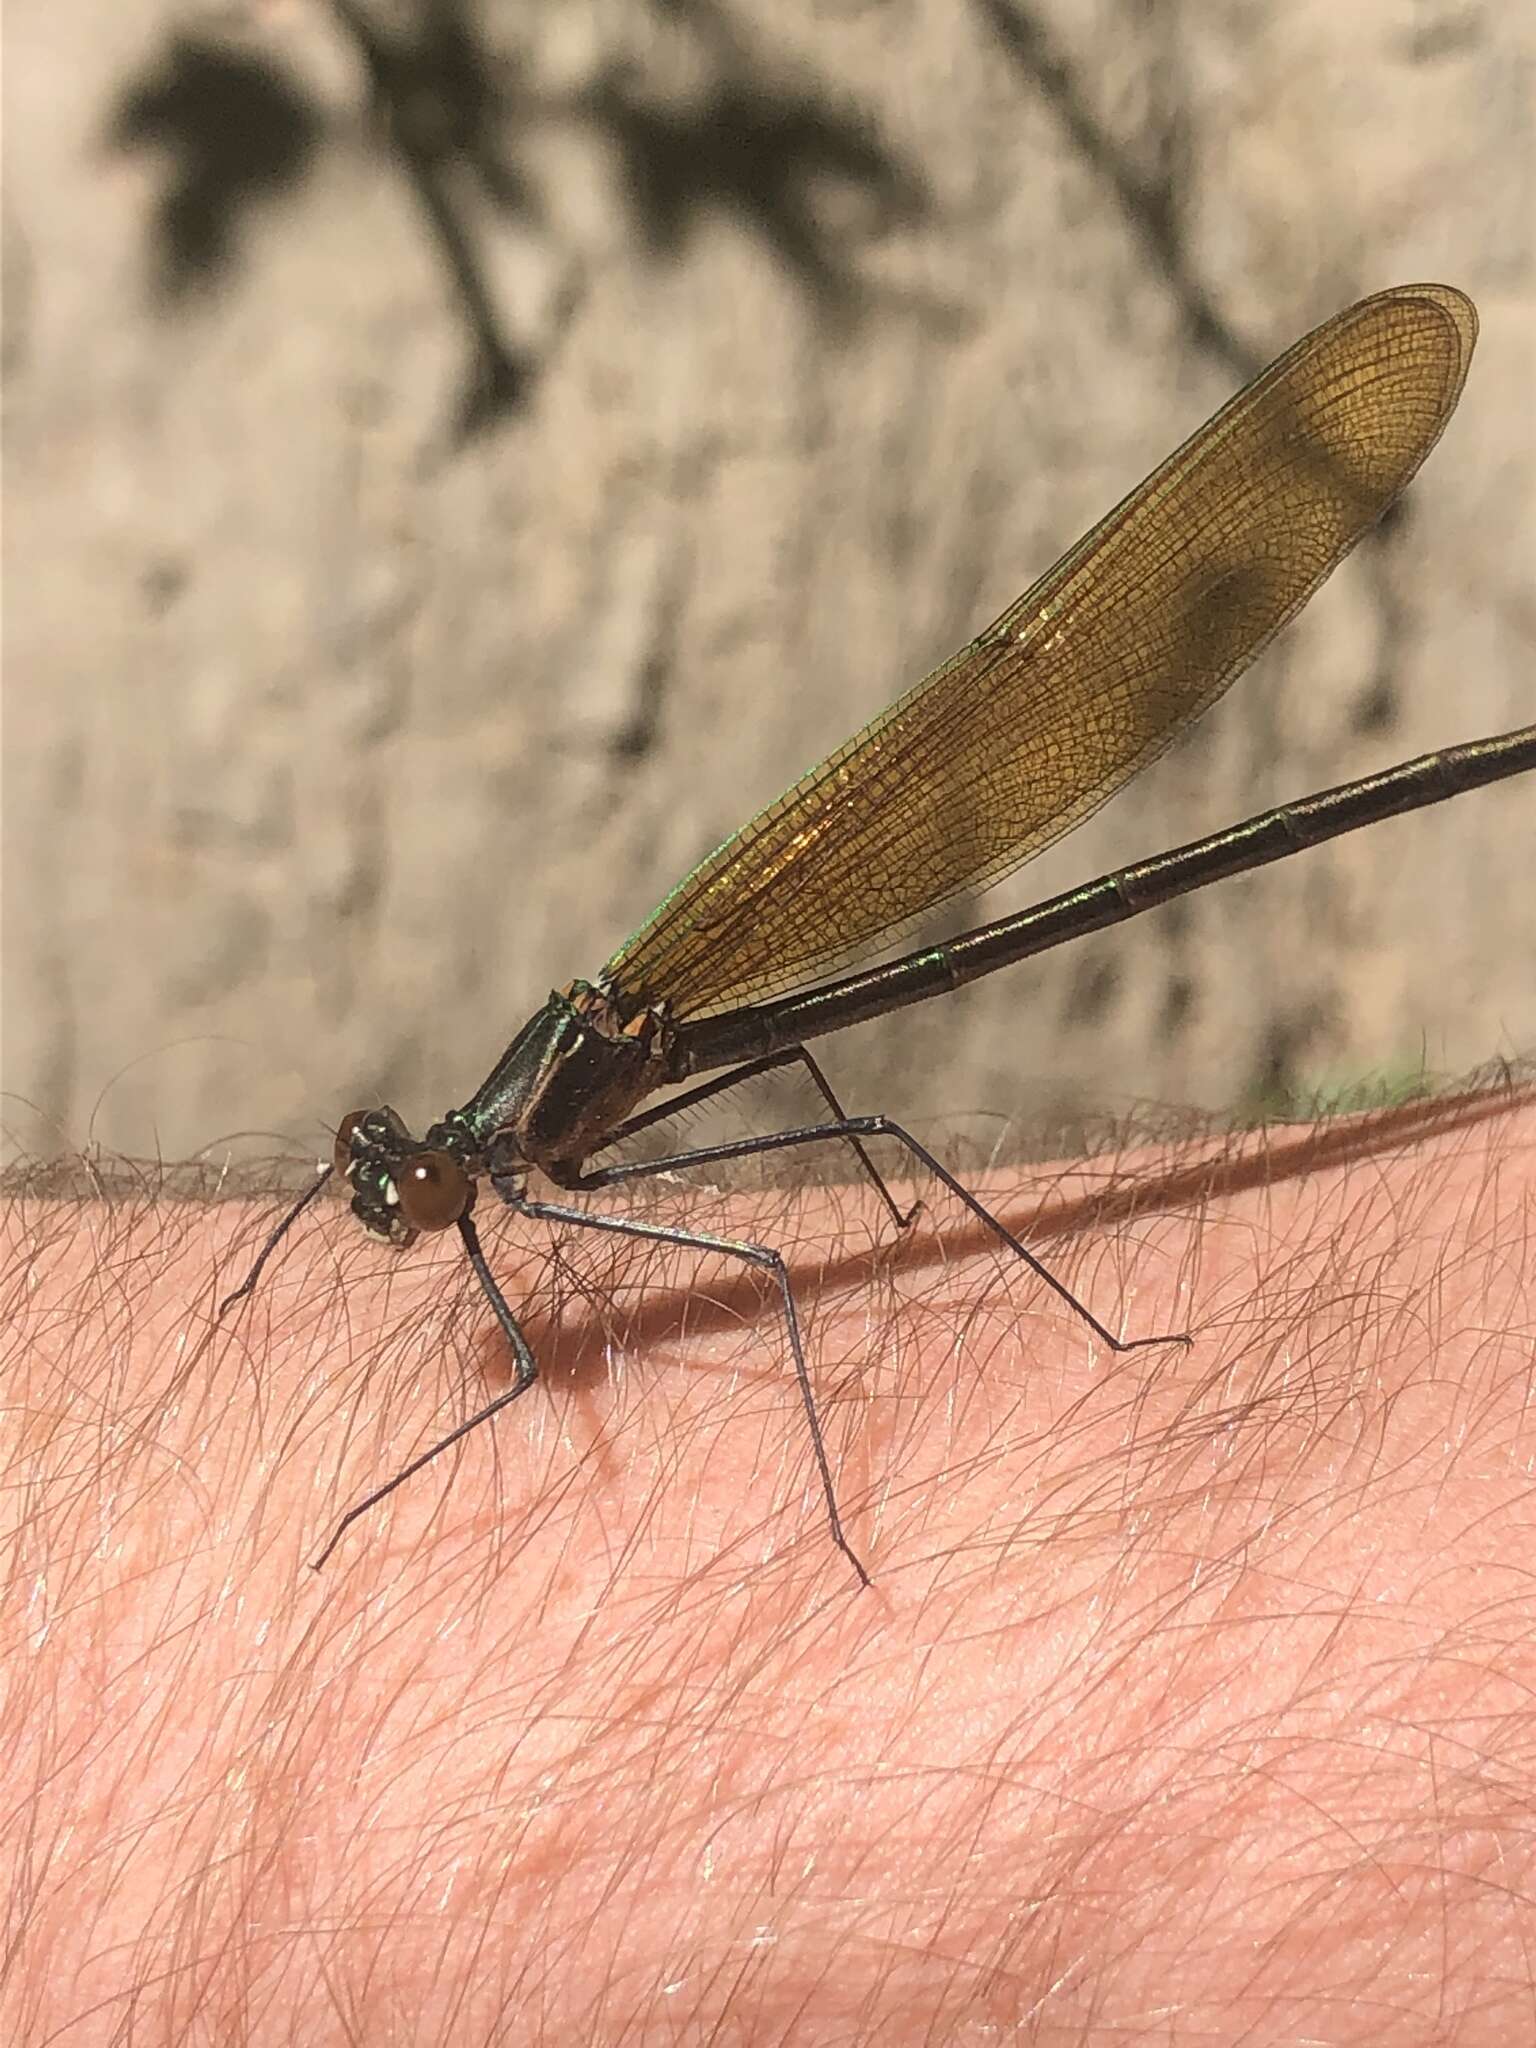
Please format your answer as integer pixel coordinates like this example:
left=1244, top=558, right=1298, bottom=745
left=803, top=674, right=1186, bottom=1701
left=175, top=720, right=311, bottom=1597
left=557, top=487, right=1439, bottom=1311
left=6, top=1093, right=1534, bottom=2043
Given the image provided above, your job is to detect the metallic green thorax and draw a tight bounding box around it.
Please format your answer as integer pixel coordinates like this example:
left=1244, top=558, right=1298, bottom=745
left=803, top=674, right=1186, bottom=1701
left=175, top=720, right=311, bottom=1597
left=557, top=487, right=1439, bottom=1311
left=461, top=979, right=671, bottom=1181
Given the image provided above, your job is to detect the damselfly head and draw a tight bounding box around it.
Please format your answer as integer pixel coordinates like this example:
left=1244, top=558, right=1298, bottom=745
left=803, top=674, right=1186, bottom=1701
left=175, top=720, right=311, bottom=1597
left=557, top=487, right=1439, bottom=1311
left=333, top=1106, right=477, bottom=1247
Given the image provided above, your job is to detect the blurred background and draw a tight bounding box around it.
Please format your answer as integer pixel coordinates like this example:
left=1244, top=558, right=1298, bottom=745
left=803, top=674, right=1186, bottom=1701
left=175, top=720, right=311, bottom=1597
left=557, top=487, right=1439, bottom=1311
left=4, top=0, right=1533, bottom=1175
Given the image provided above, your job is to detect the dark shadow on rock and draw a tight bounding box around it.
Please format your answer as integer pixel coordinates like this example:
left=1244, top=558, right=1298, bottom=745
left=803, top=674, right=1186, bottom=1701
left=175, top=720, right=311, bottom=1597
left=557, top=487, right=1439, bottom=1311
left=330, top=0, right=542, bottom=440
left=974, top=0, right=1257, bottom=382
left=578, top=0, right=926, bottom=324
left=103, top=4, right=925, bottom=439
left=105, top=31, right=323, bottom=300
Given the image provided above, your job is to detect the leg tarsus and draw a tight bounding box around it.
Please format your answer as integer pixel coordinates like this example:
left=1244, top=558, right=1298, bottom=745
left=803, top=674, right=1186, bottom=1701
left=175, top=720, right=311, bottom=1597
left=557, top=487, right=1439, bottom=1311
left=219, top=1167, right=334, bottom=1315
left=521, top=1196, right=872, bottom=1588
left=310, top=1207, right=541, bottom=1569
left=576, top=1115, right=1191, bottom=1354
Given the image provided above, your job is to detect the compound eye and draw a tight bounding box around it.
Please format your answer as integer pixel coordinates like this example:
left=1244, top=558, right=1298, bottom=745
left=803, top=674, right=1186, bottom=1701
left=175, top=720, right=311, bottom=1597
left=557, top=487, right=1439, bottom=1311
left=333, top=1110, right=367, bottom=1178
left=397, top=1149, right=471, bottom=1232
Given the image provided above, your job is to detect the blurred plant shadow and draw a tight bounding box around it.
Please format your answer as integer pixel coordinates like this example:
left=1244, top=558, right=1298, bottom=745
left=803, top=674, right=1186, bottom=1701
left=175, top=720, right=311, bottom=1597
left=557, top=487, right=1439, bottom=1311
left=104, top=30, right=323, bottom=300
left=103, top=0, right=926, bottom=442
left=576, top=0, right=925, bottom=324
left=974, top=0, right=1256, bottom=382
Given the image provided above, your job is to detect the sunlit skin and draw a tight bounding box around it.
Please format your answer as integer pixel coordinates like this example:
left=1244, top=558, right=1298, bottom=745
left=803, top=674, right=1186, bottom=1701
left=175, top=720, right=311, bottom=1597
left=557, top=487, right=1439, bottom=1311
left=9, top=1094, right=1536, bottom=2041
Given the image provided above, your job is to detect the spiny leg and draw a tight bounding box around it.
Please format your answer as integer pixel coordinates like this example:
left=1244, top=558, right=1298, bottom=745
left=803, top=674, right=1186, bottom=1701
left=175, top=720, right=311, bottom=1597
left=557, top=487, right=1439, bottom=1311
left=310, top=1209, right=540, bottom=1569
left=599, top=1046, right=915, bottom=1231
left=219, top=1166, right=334, bottom=1315
left=574, top=1116, right=1192, bottom=1356
left=514, top=1195, right=872, bottom=1588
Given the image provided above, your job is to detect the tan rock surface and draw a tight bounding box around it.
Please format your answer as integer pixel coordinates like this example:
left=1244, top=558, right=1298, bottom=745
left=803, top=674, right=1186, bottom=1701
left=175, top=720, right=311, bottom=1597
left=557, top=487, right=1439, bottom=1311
left=5, top=0, right=1532, bottom=1172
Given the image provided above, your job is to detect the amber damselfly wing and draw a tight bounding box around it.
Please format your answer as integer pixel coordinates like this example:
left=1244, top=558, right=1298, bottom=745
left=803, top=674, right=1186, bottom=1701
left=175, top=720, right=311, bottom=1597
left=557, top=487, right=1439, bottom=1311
left=222, top=282, right=1536, bottom=1582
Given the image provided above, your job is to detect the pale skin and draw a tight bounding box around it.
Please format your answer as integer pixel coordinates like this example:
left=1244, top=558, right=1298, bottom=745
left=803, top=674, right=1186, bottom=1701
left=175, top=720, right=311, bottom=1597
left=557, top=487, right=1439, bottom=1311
left=4, top=1089, right=1534, bottom=2045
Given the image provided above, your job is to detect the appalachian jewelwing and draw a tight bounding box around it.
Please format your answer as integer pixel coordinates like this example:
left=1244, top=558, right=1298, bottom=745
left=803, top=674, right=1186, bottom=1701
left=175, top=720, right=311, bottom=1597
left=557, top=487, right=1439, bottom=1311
left=223, top=282, right=1536, bottom=1582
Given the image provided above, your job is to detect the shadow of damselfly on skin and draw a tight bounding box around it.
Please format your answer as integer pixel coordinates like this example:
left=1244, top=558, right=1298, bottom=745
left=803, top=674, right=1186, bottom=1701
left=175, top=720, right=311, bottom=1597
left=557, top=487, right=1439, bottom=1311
left=222, top=283, right=1536, bottom=1586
